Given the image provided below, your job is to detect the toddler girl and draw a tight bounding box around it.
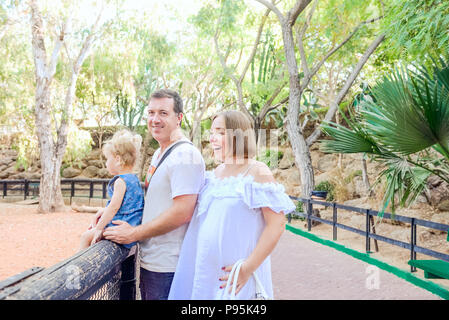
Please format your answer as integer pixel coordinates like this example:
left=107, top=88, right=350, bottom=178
left=79, top=129, right=144, bottom=250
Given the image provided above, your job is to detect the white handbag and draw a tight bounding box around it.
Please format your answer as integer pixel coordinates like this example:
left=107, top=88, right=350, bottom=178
left=223, top=259, right=271, bottom=300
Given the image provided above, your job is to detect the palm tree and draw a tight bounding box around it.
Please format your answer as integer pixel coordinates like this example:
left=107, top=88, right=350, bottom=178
left=319, top=57, right=449, bottom=214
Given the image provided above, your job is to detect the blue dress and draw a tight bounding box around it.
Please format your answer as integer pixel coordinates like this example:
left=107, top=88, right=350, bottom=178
left=105, top=174, right=144, bottom=249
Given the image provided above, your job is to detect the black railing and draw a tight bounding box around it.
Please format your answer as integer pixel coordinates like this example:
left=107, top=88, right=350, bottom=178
left=0, top=241, right=136, bottom=300
left=0, top=179, right=145, bottom=204
left=2, top=179, right=448, bottom=279
left=289, top=196, right=449, bottom=273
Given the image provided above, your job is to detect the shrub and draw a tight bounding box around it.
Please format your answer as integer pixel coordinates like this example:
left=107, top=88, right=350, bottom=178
left=63, top=124, right=93, bottom=168
left=344, top=169, right=362, bottom=183
left=257, top=149, right=284, bottom=168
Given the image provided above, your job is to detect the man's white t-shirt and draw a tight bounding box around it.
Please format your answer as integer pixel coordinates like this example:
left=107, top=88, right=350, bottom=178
left=139, top=138, right=205, bottom=272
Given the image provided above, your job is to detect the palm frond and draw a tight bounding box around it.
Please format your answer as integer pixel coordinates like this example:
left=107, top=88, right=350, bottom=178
left=363, top=68, right=439, bottom=155
left=319, top=121, right=379, bottom=154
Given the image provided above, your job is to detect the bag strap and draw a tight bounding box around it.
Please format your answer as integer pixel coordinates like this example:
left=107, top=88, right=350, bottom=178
left=224, top=259, right=270, bottom=300
left=253, top=272, right=269, bottom=299
left=224, top=259, right=245, bottom=300
left=145, top=140, right=192, bottom=193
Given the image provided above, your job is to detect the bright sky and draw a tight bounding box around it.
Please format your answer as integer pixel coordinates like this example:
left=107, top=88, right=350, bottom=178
left=109, top=0, right=204, bottom=41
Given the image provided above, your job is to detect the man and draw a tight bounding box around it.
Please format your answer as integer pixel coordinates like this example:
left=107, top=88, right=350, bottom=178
left=103, top=89, right=205, bottom=300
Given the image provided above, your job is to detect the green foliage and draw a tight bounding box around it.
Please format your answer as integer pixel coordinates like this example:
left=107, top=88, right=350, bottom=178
left=345, top=169, right=363, bottom=183
left=189, top=0, right=245, bottom=37
left=314, top=181, right=335, bottom=201
left=380, top=0, right=449, bottom=64
left=296, top=201, right=304, bottom=213
left=257, top=149, right=284, bottom=168
left=63, top=124, right=93, bottom=168
left=13, top=134, right=38, bottom=170
left=320, top=55, right=449, bottom=213
left=149, top=137, right=160, bottom=150
left=114, top=90, right=146, bottom=131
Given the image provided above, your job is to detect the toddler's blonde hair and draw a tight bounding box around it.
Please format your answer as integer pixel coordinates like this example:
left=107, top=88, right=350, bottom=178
left=103, top=129, right=142, bottom=168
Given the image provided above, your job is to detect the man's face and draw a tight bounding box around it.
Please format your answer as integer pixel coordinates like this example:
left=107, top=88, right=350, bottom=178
left=147, top=97, right=182, bottom=144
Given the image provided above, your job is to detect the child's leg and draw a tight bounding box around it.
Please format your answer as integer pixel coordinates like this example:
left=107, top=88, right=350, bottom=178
left=79, top=229, right=96, bottom=251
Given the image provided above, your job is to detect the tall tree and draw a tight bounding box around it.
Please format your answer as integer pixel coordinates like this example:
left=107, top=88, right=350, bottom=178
left=29, top=0, right=105, bottom=213
left=191, top=0, right=288, bottom=140
left=254, top=0, right=385, bottom=198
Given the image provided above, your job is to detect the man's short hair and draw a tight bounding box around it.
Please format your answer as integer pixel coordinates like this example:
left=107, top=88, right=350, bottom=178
left=150, top=89, right=183, bottom=114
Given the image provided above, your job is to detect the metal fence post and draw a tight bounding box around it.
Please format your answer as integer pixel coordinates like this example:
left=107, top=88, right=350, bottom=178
left=24, top=179, right=28, bottom=200
left=410, top=218, right=417, bottom=272
left=365, top=209, right=371, bottom=253
left=307, top=199, right=313, bottom=232
left=70, top=181, right=75, bottom=204
left=332, top=203, right=337, bottom=241
left=103, top=181, right=107, bottom=199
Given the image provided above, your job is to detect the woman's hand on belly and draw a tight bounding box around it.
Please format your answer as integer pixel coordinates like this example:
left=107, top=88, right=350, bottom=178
left=219, top=260, right=251, bottom=295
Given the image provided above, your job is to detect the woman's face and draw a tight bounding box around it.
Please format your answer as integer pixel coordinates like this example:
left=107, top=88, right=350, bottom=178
left=209, top=116, right=227, bottom=162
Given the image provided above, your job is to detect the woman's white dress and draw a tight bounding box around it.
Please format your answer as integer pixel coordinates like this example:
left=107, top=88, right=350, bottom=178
left=168, top=171, right=296, bottom=300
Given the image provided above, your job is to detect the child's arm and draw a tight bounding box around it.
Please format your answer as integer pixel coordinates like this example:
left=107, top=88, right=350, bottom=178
left=91, top=178, right=127, bottom=244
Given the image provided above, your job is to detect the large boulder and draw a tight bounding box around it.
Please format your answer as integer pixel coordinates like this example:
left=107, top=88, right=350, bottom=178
left=87, top=159, right=104, bottom=168
left=278, top=148, right=295, bottom=169
left=12, top=172, right=41, bottom=180
left=86, top=149, right=103, bottom=161
left=62, top=167, right=82, bottom=178
left=97, top=168, right=112, bottom=179
left=82, top=165, right=99, bottom=178
left=278, top=167, right=301, bottom=187
left=431, top=211, right=449, bottom=225
left=317, top=154, right=337, bottom=173
left=437, top=200, right=449, bottom=212
left=428, top=176, right=449, bottom=207
left=314, top=171, right=331, bottom=187
left=0, top=157, right=14, bottom=166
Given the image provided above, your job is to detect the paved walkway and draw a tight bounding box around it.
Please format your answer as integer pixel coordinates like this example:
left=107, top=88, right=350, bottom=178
left=271, top=228, right=443, bottom=300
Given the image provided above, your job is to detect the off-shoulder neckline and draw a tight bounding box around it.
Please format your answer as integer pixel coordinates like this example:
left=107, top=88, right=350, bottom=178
left=207, top=170, right=283, bottom=189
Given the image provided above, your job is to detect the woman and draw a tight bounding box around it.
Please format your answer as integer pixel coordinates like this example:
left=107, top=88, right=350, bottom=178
left=168, top=110, right=295, bottom=299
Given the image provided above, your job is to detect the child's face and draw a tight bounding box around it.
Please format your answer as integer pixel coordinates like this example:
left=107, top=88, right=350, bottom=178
left=105, top=151, right=121, bottom=175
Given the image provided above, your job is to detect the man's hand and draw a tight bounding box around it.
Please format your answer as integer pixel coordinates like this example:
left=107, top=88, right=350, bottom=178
left=103, top=220, right=135, bottom=244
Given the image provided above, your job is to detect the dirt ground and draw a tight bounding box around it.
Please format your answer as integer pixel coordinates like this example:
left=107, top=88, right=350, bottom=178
left=0, top=202, right=92, bottom=281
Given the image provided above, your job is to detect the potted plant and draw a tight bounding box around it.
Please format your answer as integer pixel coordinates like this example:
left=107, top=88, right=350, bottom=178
left=311, top=181, right=334, bottom=200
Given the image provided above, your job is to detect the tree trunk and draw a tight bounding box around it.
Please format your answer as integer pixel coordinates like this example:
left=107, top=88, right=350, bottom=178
left=138, top=130, right=153, bottom=181
left=30, top=0, right=65, bottom=213
left=191, top=120, right=202, bottom=150
left=361, top=155, right=373, bottom=196
left=29, top=0, right=103, bottom=212
left=281, top=23, right=315, bottom=198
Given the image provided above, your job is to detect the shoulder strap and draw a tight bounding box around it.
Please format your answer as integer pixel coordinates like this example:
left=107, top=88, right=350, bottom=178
left=145, top=140, right=192, bottom=193
left=156, top=140, right=192, bottom=170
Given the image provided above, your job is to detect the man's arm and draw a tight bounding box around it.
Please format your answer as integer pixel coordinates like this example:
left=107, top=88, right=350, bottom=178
left=133, top=193, right=197, bottom=241
left=103, top=193, right=198, bottom=244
